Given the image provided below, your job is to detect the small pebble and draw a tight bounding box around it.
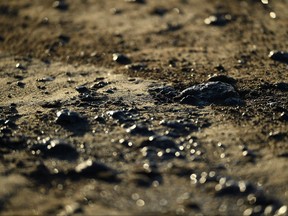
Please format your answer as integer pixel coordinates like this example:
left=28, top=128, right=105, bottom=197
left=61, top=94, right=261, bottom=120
left=274, top=82, right=288, bottom=91
left=73, top=159, right=118, bottom=181
left=111, top=8, right=122, bottom=15
left=90, top=81, right=109, bottom=89
left=52, top=1, right=69, bottom=11
left=55, top=109, right=85, bottom=125
left=15, top=63, right=26, bottom=70
left=17, top=81, right=25, bottom=87
left=106, top=110, right=131, bottom=123
left=94, top=115, right=106, bottom=124
left=204, top=13, right=232, bottom=26
left=268, top=131, right=286, bottom=141
left=126, top=124, right=154, bottom=136
left=106, top=88, right=115, bottom=94
left=269, top=50, right=288, bottom=63
left=151, top=7, right=169, bottom=16
left=75, top=85, right=89, bottom=93
left=160, top=119, right=196, bottom=130
left=125, top=63, right=147, bottom=71
left=279, top=112, right=288, bottom=121
left=125, top=0, right=146, bottom=4
left=214, top=64, right=226, bottom=72
left=113, top=53, right=131, bottom=65
left=148, top=85, right=178, bottom=102
left=37, top=76, right=54, bottom=82
left=140, top=135, right=178, bottom=150
left=58, top=203, right=82, bottom=216
left=208, top=74, right=237, bottom=84
left=30, top=138, right=78, bottom=160
left=46, top=139, right=78, bottom=159
left=58, top=34, right=70, bottom=44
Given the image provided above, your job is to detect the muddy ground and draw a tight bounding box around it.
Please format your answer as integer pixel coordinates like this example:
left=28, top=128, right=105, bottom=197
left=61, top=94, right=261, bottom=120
left=0, top=0, right=288, bottom=215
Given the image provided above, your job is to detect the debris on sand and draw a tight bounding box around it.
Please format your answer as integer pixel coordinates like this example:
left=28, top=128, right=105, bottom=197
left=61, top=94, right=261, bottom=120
left=73, top=159, right=119, bottom=181
left=208, top=74, right=237, bottom=84
left=204, top=13, right=232, bottom=26
left=113, top=53, right=131, bottom=65
left=55, top=109, right=86, bottom=125
left=125, top=0, right=146, bottom=4
left=29, top=137, right=79, bottom=160
left=177, top=81, right=243, bottom=106
left=52, top=1, right=69, bottom=11
left=75, top=85, right=89, bottom=93
left=269, top=51, right=288, bottom=63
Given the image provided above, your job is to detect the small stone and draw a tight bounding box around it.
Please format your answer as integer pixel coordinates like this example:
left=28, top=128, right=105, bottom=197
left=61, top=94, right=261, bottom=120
left=78, top=92, right=95, bottom=102
left=30, top=138, right=78, bottom=160
left=0, top=126, right=12, bottom=134
left=46, top=139, right=78, bottom=158
left=36, top=76, right=54, bottom=82
left=58, top=34, right=70, bottom=44
left=158, top=23, right=182, bottom=34
left=185, top=202, right=201, bottom=211
left=4, top=119, right=17, bottom=128
left=274, top=82, right=288, bottom=91
left=160, top=120, right=196, bottom=130
left=148, top=85, right=178, bottom=102
left=279, top=112, right=288, bottom=121
left=140, top=135, right=178, bottom=150
left=125, top=0, right=146, bottom=4
left=15, top=63, right=26, bottom=70
left=126, top=124, right=154, bottom=136
left=125, top=63, right=147, bottom=71
left=149, top=86, right=177, bottom=96
left=111, top=8, right=122, bottom=15
left=215, top=180, right=240, bottom=196
left=55, top=109, right=85, bottom=125
left=106, top=110, right=130, bottom=123
left=52, top=1, right=69, bottom=11
left=113, top=53, right=131, bottom=65
left=131, top=165, right=162, bottom=187
left=73, top=159, right=118, bottom=181
left=151, top=7, right=169, bottom=16
left=215, top=178, right=257, bottom=196
left=269, top=50, right=288, bottom=63
left=106, top=88, right=115, bottom=94
left=75, top=85, right=89, bottom=93
left=0, top=136, right=27, bottom=149
left=58, top=203, right=83, bottom=216
left=268, top=131, right=286, bottom=141
left=94, top=115, right=106, bottom=124
left=242, top=149, right=256, bottom=159
left=204, top=13, right=232, bottom=26
left=17, top=81, right=25, bottom=87
left=40, top=100, right=62, bottom=108
left=177, top=81, right=242, bottom=106
left=214, top=64, right=226, bottom=72
left=90, top=81, right=109, bottom=89
left=29, top=163, right=51, bottom=180
left=208, top=74, right=237, bottom=84
left=249, top=192, right=279, bottom=206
